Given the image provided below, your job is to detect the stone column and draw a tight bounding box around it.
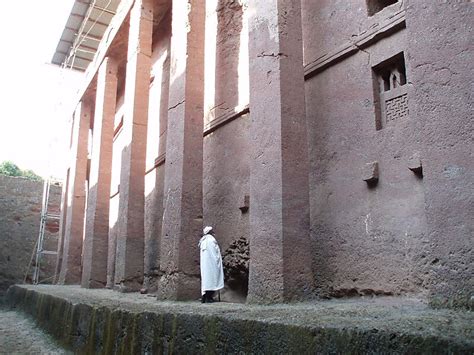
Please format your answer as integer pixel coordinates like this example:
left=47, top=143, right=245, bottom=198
left=158, top=0, right=205, bottom=300
left=114, top=0, right=153, bottom=291
left=81, top=57, right=118, bottom=288
left=58, top=101, right=91, bottom=284
left=406, top=2, right=474, bottom=309
left=247, top=0, right=314, bottom=303
left=54, top=167, right=70, bottom=283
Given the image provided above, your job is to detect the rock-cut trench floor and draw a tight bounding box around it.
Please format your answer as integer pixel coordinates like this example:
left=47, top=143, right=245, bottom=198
left=0, top=307, right=70, bottom=354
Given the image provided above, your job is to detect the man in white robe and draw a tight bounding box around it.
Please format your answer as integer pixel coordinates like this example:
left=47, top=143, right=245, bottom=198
left=199, top=226, right=224, bottom=303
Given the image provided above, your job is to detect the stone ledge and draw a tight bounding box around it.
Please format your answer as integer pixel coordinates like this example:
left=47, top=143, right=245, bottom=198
left=203, top=106, right=250, bottom=137
left=6, top=285, right=474, bottom=354
left=304, top=10, right=406, bottom=79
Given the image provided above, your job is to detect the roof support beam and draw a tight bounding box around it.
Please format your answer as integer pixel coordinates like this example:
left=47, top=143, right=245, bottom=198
left=68, top=53, right=93, bottom=62
left=70, top=13, right=110, bottom=28
left=79, top=43, right=99, bottom=52
left=86, top=18, right=110, bottom=28
left=60, top=40, right=98, bottom=52
left=76, top=47, right=97, bottom=55
left=69, top=65, right=88, bottom=71
left=75, top=0, right=116, bottom=15
left=80, top=33, right=102, bottom=41
left=65, top=27, right=103, bottom=41
left=66, top=29, right=103, bottom=41
left=59, top=39, right=74, bottom=45
left=91, top=5, right=116, bottom=15
left=70, top=13, right=85, bottom=20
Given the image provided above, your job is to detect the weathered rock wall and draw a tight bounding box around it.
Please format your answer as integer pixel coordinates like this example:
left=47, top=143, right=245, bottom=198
left=196, top=0, right=473, bottom=306
left=0, top=176, right=61, bottom=296
left=204, top=116, right=250, bottom=302
left=303, top=1, right=428, bottom=299
left=59, top=0, right=472, bottom=307
left=204, top=116, right=250, bottom=263
left=406, top=0, right=474, bottom=309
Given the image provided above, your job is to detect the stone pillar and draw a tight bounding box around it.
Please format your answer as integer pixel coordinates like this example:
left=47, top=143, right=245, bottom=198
left=158, top=0, right=205, bottom=300
left=247, top=0, right=314, bottom=303
left=406, top=2, right=474, bottom=309
left=114, top=0, right=153, bottom=291
left=54, top=167, right=70, bottom=283
left=81, top=57, right=118, bottom=288
left=58, top=101, right=91, bottom=284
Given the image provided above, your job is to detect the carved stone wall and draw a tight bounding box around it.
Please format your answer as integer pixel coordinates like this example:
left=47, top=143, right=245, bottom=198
left=303, top=0, right=430, bottom=299
left=386, top=93, right=408, bottom=122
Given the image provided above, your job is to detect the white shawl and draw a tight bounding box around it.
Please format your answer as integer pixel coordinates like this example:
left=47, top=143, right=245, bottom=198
left=199, top=234, right=224, bottom=295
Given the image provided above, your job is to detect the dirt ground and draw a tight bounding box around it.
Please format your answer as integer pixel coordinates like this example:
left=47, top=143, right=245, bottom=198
left=0, top=306, right=69, bottom=354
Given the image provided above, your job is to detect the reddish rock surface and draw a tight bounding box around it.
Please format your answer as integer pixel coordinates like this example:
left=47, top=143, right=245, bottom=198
left=53, top=0, right=472, bottom=308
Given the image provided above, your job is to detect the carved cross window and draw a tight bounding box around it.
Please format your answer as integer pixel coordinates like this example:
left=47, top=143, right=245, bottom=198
left=372, top=52, right=408, bottom=130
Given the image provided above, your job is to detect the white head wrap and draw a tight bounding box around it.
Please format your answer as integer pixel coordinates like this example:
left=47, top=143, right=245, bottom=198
left=203, top=226, right=213, bottom=235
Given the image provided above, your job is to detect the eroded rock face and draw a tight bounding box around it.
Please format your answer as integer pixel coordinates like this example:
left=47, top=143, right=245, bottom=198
left=0, top=176, right=61, bottom=295
left=222, top=237, right=249, bottom=299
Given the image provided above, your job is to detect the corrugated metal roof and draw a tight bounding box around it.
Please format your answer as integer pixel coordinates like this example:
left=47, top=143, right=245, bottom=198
left=52, top=0, right=121, bottom=71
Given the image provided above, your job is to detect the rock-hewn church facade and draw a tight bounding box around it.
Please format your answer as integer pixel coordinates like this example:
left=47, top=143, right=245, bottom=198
left=55, top=0, right=473, bottom=308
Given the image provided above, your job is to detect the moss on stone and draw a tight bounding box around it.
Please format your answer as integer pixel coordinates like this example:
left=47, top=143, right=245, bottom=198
left=204, top=316, right=219, bottom=354
left=85, top=307, right=96, bottom=353
left=166, top=314, right=178, bottom=354
left=153, top=313, right=165, bottom=354
left=103, top=309, right=114, bottom=354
